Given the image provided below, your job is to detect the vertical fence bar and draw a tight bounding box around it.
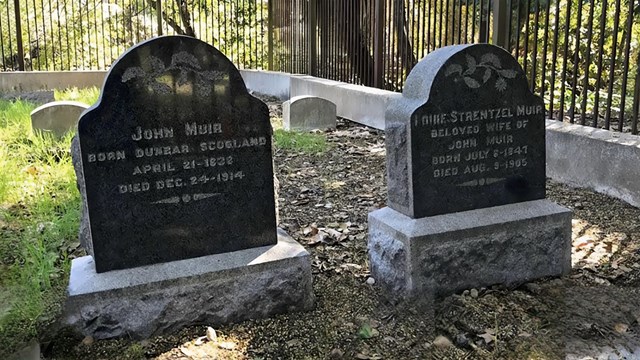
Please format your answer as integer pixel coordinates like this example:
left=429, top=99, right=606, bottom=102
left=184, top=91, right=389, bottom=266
left=478, top=0, right=487, bottom=42
left=157, top=0, right=163, bottom=36
left=633, top=48, right=640, bottom=134
left=523, top=0, right=530, bottom=73
left=7, top=1, right=14, bottom=70
left=513, top=0, right=520, bottom=60
left=24, top=0, right=31, bottom=70
left=539, top=0, right=550, bottom=101
left=14, top=0, right=25, bottom=70
left=530, top=0, right=539, bottom=92
left=267, top=0, right=275, bottom=71
left=549, top=0, right=561, bottom=119
left=492, top=0, right=509, bottom=49
left=569, top=0, right=583, bottom=121
left=593, top=0, right=608, bottom=127
left=617, top=0, right=634, bottom=130
left=558, top=0, right=571, bottom=121
left=307, top=0, right=316, bottom=76
left=579, top=0, right=595, bottom=125
left=444, top=0, right=449, bottom=45
left=604, top=0, right=622, bottom=129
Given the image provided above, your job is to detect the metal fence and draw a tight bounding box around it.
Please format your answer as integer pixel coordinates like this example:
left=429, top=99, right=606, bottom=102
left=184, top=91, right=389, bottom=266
left=0, top=0, right=269, bottom=71
left=1, top=0, right=639, bottom=133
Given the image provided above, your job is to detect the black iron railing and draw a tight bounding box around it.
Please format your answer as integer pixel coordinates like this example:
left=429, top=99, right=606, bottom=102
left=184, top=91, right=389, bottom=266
left=1, top=0, right=638, bottom=133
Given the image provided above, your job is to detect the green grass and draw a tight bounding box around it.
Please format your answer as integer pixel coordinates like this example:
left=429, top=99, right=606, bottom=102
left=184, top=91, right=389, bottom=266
left=273, top=129, right=328, bottom=154
left=0, top=90, right=94, bottom=356
left=54, top=86, right=100, bottom=105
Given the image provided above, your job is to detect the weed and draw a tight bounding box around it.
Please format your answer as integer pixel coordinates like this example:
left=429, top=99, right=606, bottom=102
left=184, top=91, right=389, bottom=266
left=54, top=87, right=100, bottom=105
left=273, top=129, right=328, bottom=154
left=0, top=90, right=91, bottom=356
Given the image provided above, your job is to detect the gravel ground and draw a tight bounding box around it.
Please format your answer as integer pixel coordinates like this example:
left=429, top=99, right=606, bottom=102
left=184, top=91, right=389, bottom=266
left=44, top=96, right=640, bottom=359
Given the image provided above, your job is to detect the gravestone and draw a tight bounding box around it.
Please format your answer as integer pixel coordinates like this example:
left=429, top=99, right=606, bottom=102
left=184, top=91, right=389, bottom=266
left=30, top=101, right=89, bottom=137
left=64, top=36, right=314, bottom=339
left=283, top=95, right=337, bottom=131
left=77, top=36, right=277, bottom=273
left=369, top=44, right=572, bottom=297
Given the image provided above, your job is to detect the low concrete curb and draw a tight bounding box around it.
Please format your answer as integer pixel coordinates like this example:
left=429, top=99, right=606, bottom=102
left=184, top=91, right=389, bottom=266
left=546, top=120, right=640, bottom=208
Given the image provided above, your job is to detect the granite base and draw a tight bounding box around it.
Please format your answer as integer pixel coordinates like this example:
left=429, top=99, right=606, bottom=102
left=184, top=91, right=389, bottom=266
left=368, top=200, right=572, bottom=298
left=62, top=229, right=314, bottom=339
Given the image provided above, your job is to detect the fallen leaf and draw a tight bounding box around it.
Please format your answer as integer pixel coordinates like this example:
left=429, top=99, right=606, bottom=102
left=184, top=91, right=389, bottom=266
left=194, top=336, right=207, bottom=346
left=614, top=323, right=629, bottom=334
left=217, top=341, right=236, bottom=350
left=286, top=339, right=301, bottom=347
left=478, top=329, right=496, bottom=344
left=180, top=346, right=194, bottom=356
left=355, top=353, right=382, bottom=360
left=81, top=336, right=94, bottom=346
left=433, top=335, right=453, bottom=348
left=206, top=326, right=218, bottom=342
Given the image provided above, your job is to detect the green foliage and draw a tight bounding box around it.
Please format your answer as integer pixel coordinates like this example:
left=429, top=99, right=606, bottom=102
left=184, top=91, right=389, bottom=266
left=54, top=87, right=101, bottom=105
left=511, top=0, right=639, bottom=122
left=273, top=129, right=328, bottom=154
left=0, top=0, right=269, bottom=71
left=0, top=96, right=81, bottom=356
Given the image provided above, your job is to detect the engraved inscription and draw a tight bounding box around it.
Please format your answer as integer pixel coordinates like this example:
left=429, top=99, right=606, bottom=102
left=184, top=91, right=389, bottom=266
left=418, top=104, right=543, bottom=186
left=85, top=122, right=267, bottom=203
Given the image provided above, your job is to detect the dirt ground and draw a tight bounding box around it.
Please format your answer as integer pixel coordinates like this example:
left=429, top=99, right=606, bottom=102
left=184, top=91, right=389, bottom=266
left=43, top=97, right=640, bottom=359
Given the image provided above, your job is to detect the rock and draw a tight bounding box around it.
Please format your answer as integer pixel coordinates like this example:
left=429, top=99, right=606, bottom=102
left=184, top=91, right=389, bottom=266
left=523, top=282, right=542, bottom=294
left=329, top=348, right=344, bottom=358
left=366, top=277, right=375, bottom=285
left=433, top=335, right=453, bottom=348
left=81, top=336, right=94, bottom=346
left=470, top=288, right=479, bottom=298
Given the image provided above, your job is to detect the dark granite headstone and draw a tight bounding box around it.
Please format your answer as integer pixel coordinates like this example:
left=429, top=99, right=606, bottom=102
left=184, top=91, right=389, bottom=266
left=77, top=36, right=276, bottom=272
left=386, top=44, right=546, bottom=218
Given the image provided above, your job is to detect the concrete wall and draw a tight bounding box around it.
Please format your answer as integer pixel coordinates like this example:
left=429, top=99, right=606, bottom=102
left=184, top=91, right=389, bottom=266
left=239, top=69, right=290, bottom=100
left=546, top=120, right=640, bottom=208
left=0, top=71, right=106, bottom=92
left=290, top=75, right=393, bottom=130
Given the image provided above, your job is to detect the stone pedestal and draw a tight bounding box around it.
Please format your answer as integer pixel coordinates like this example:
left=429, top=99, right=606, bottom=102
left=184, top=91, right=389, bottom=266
left=368, top=200, right=572, bottom=298
left=62, top=229, right=314, bottom=339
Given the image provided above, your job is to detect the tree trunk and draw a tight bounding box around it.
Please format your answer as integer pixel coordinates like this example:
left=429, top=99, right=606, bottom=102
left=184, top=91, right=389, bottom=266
left=146, top=0, right=196, bottom=37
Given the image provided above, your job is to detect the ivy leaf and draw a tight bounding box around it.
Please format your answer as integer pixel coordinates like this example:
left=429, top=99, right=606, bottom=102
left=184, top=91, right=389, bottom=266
left=483, top=68, right=492, bottom=83
left=480, top=53, right=502, bottom=68
left=145, top=56, right=166, bottom=75
left=463, top=76, right=481, bottom=89
left=121, top=67, right=145, bottom=82
left=444, top=64, right=463, bottom=76
left=464, top=54, right=477, bottom=75
left=495, top=77, right=507, bottom=92
left=498, top=69, right=518, bottom=78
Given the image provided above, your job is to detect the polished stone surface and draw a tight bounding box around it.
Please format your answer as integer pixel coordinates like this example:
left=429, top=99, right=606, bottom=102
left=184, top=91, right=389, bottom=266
left=386, top=44, right=546, bottom=218
left=76, top=36, right=276, bottom=272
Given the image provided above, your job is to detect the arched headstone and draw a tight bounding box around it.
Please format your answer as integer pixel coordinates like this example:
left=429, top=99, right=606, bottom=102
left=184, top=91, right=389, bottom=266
left=386, top=44, right=546, bottom=218
left=76, top=36, right=277, bottom=272
left=369, top=44, right=571, bottom=298
left=65, top=36, right=313, bottom=340
left=30, top=101, right=89, bottom=137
